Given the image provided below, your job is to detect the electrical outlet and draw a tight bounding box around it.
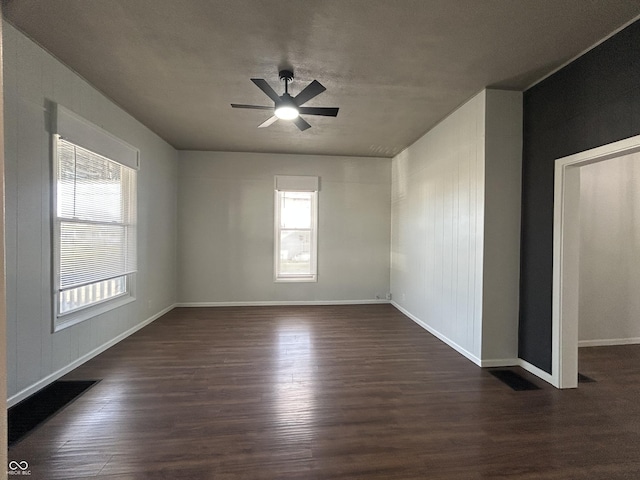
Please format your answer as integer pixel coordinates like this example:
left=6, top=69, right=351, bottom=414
left=401, top=293, right=406, bottom=301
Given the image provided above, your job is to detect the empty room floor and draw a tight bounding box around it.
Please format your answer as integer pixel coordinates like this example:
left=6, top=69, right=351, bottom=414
left=8, top=305, right=640, bottom=479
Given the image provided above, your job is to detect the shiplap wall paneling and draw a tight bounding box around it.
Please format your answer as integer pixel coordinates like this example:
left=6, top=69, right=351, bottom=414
left=391, top=92, right=486, bottom=363
left=3, top=22, right=178, bottom=403
left=391, top=89, right=522, bottom=366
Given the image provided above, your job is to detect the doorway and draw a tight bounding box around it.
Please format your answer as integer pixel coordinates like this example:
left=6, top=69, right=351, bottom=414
left=552, top=134, right=640, bottom=388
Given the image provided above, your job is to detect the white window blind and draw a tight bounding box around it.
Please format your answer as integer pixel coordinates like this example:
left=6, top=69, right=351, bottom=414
left=55, top=137, right=137, bottom=316
left=274, top=175, right=319, bottom=192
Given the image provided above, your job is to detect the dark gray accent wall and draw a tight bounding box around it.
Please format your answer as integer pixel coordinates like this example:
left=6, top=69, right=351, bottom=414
left=520, top=19, right=640, bottom=373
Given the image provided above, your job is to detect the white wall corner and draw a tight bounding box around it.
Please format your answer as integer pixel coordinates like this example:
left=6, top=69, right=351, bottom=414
left=480, top=89, right=523, bottom=363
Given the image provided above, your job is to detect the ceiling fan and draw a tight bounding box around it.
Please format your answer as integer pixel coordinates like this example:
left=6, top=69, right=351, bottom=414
left=231, top=70, right=339, bottom=131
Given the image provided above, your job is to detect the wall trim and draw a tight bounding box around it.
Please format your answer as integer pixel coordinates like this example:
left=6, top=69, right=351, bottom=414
left=579, top=338, right=640, bottom=348
left=391, top=303, right=520, bottom=368
left=174, top=300, right=390, bottom=307
left=7, top=303, right=176, bottom=408
left=390, top=301, right=482, bottom=366
left=518, top=358, right=555, bottom=386
left=480, top=358, right=520, bottom=368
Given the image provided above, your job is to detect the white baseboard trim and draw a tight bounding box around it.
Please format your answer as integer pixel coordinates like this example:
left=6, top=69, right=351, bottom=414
left=391, top=301, right=482, bottom=367
left=389, top=303, right=523, bottom=370
left=481, top=358, right=520, bottom=368
left=518, top=358, right=555, bottom=387
left=7, top=303, right=176, bottom=408
left=578, top=337, right=640, bottom=347
left=174, top=299, right=390, bottom=307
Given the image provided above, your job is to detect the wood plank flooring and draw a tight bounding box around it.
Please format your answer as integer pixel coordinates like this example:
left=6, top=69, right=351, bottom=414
left=8, top=305, right=640, bottom=479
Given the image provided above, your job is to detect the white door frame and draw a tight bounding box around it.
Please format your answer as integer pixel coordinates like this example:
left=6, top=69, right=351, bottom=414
left=0, top=6, right=8, bottom=465
left=552, top=134, right=640, bottom=388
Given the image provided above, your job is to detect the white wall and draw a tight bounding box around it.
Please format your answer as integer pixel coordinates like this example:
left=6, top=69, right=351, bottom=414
left=3, top=22, right=178, bottom=403
left=391, top=92, right=486, bottom=361
left=579, top=152, right=640, bottom=346
left=177, top=151, right=391, bottom=304
left=391, top=89, right=521, bottom=365
left=481, top=90, right=522, bottom=361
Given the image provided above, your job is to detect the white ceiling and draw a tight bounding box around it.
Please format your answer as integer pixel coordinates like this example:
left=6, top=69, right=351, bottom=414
left=4, top=0, right=640, bottom=157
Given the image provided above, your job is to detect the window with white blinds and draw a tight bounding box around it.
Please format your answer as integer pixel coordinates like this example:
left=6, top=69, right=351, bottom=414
left=274, top=176, right=318, bottom=282
left=54, top=137, right=137, bottom=320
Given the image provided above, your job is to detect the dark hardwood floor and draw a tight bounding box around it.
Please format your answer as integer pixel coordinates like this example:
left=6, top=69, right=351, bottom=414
left=8, top=305, right=640, bottom=479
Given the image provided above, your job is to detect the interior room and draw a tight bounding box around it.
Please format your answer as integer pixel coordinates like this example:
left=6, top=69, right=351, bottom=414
left=2, top=1, right=640, bottom=478
left=578, top=154, right=640, bottom=348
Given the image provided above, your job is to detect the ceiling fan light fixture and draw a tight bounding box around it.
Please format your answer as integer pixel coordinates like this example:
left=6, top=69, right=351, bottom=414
left=231, top=69, right=338, bottom=131
left=274, top=105, right=299, bottom=120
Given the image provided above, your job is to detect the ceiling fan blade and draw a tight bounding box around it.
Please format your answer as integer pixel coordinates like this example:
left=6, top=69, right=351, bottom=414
left=231, top=104, right=274, bottom=110
left=298, top=107, right=339, bottom=117
left=258, top=116, right=279, bottom=128
left=251, top=79, right=281, bottom=103
left=294, top=80, right=326, bottom=106
left=292, top=116, right=312, bottom=131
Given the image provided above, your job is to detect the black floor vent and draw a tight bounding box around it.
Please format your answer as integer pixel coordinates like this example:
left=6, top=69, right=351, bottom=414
left=489, top=369, right=541, bottom=391
left=578, top=373, right=596, bottom=383
left=8, top=380, right=99, bottom=447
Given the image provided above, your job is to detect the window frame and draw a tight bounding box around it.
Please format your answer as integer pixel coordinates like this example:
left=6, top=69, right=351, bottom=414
left=274, top=189, right=318, bottom=283
left=52, top=133, right=137, bottom=332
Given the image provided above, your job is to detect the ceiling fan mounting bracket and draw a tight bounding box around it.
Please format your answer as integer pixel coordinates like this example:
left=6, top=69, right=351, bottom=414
left=278, top=70, right=294, bottom=83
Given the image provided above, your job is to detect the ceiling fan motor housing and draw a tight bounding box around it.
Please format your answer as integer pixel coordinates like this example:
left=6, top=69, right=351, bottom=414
left=277, top=93, right=297, bottom=108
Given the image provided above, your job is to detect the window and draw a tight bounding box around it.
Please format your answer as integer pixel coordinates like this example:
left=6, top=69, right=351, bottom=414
left=52, top=106, right=139, bottom=330
left=274, top=176, right=319, bottom=282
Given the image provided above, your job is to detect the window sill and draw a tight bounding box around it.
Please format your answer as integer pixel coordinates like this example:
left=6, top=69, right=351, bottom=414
left=53, top=295, right=136, bottom=332
left=274, top=276, right=317, bottom=283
